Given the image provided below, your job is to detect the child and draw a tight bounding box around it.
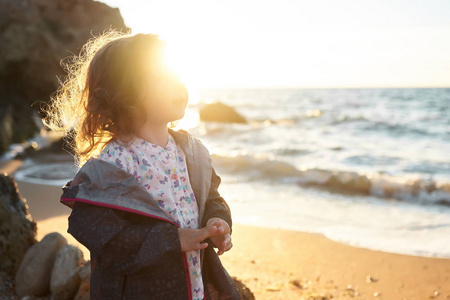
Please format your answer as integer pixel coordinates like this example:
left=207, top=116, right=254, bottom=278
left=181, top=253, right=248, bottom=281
left=44, top=31, right=240, bottom=300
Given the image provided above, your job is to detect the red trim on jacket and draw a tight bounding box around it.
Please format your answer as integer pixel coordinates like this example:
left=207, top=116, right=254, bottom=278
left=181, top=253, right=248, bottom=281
left=61, top=197, right=193, bottom=300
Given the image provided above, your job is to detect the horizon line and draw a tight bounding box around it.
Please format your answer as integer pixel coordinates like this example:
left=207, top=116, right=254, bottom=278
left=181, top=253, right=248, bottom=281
left=193, top=85, right=450, bottom=90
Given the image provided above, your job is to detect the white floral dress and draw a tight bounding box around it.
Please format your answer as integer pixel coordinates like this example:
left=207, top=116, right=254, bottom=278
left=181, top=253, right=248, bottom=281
left=98, top=134, right=204, bottom=300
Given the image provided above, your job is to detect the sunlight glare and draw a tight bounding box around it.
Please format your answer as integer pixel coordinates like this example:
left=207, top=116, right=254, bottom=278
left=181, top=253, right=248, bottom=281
left=104, top=0, right=450, bottom=88
left=173, top=107, right=199, bottom=131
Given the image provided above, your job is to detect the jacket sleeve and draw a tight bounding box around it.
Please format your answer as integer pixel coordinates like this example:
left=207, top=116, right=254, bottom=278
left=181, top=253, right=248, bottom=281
left=68, top=201, right=183, bottom=275
left=201, top=168, right=233, bottom=231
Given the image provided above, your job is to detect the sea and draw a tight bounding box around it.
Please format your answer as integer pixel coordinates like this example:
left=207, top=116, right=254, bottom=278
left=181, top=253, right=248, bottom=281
left=9, top=87, right=450, bottom=258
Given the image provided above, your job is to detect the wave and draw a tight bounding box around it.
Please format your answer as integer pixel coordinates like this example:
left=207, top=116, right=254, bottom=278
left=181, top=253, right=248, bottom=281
left=13, top=162, right=77, bottom=186
left=228, top=112, right=322, bottom=127
left=330, top=115, right=369, bottom=125
left=197, top=108, right=446, bottom=140
left=327, top=114, right=445, bottom=137
left=211, top=154, right=450, bottom=206
left=362, top=121, right=438, bottom=137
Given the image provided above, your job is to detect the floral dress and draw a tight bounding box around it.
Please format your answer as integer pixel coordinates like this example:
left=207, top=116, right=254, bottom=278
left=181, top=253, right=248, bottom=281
left=98, top=134, right=204, bottom=300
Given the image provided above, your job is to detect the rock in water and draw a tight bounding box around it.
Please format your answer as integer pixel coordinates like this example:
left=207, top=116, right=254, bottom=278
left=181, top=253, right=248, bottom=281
left=0, top=174, right=37, bottom=275
left=199, top=102, right=247, bottom=124
left=15, top=232, right=67, bottom=297
left=0, top=0, right=127, bottom=150
left=51, top=244, right=84, bottom=300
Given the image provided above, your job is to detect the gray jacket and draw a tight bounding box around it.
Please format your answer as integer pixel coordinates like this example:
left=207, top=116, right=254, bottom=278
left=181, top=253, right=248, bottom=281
left=61, top=129, right=240, bottom=300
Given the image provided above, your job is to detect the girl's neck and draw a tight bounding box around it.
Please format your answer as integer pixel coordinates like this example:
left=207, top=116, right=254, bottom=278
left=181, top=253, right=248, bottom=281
left=135, top=122, right=170, bottom=148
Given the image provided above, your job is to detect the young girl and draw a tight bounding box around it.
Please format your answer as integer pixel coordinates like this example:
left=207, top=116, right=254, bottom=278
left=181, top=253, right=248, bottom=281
left=44, top=31, right=240, bottom=300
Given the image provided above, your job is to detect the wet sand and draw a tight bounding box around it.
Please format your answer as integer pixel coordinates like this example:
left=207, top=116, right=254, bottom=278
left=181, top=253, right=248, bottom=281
left=4, top=160, right=450, bottom=299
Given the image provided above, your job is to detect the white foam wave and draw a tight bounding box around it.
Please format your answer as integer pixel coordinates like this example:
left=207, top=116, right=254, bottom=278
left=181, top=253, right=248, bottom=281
left=14, top=163, right=77, bottom=186
left=212, top=154, right=450, bottom=206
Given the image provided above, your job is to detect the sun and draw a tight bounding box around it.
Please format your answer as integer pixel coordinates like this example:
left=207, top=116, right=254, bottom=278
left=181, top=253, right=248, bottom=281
left=162, top=39, right=199, bottom=90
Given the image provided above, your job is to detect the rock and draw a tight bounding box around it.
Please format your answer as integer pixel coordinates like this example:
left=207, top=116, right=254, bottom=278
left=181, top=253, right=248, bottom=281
left=0, top=271, right=17, bottom=299
left=74, top=261, right=91, bottom=300
left=77, top=261, right=91, bottom=282
left=366, top=275, right=378, bottom=283
left=15, top=232, right=67, bottom=297
left=50, top=244, right=84, bottom=300
left=0, top=0, right=127, bottom=151
left=199, top=102, right=247, bottom=124
left=0, top=106, right=13, bottom=153
left=290, top=279, right=308, bottom=289
left=232, top=277, right=255, bottom=300
left=0, top=174, right=37, bottom=275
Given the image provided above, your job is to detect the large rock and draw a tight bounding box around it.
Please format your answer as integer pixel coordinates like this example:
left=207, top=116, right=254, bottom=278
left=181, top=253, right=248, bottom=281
left=0, top=174, right=37, bottom=275
left=50, top=244, right=84, bottom=300
left=199, top=102, right=247, bottom=124
left=15, top=232, right=67, bottom=297
left=0, top=0, right=127, bottom=150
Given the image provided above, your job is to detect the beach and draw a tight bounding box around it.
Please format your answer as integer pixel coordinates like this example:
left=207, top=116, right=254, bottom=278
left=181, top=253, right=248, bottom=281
left=4, top=160, right=450, bottom=300
left=1, top=0, right=449, bottom=297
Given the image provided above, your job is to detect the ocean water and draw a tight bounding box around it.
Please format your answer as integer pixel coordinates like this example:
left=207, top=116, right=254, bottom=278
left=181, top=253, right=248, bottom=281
left=187, top=87, right=450, bottom=258
left=11, top=87, right=450, bottom=258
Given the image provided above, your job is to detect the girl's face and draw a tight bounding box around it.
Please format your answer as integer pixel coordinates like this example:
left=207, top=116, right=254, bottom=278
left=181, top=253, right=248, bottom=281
left=139, top=67, right=188, bottom=126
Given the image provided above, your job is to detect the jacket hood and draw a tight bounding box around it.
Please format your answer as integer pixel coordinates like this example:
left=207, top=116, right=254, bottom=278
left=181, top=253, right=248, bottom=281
left=61, top=159, right=174, bottom=224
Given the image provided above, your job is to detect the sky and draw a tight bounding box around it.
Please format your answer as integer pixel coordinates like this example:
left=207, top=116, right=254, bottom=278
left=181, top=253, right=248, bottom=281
left=100, top=0, right=450, bottom=89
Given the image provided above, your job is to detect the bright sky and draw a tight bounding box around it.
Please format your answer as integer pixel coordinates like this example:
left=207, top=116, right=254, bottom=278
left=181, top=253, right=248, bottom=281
left=100, top=0, right=450, bottom=89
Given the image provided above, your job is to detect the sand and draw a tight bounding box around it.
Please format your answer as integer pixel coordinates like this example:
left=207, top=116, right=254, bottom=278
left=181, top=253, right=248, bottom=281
left=220, top=225, right=450, bottom=299
left=4, top=160, right=450, bottom=299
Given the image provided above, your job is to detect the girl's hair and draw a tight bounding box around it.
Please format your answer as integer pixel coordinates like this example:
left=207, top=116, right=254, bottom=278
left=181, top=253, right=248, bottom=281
left=44, top=31, right=166, bottom=166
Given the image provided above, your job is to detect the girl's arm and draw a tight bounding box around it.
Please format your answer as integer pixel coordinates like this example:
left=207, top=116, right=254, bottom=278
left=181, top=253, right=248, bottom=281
left=68, top=202, right=183, bottom=275
left=202, top=168, right=233, bottom=255
left=202, top=168, right=232, bottom=229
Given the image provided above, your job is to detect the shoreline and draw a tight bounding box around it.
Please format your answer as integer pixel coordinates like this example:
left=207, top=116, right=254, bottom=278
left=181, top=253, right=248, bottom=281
left=6, top=152, right=450, bottom=259
left=3, top=160, right=450, bottom=299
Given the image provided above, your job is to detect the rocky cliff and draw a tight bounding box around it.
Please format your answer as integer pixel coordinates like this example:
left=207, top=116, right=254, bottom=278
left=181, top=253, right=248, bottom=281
left=0, top=0, right=127, bottom=153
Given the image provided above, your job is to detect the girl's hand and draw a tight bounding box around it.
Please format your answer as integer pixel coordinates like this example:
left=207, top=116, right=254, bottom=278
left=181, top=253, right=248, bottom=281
left=206, top=218, right=232, bottom=255
left=178, top=222, right=219, bottom=252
